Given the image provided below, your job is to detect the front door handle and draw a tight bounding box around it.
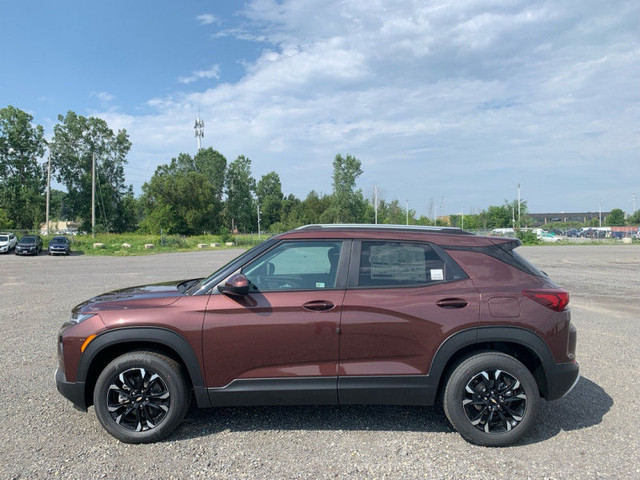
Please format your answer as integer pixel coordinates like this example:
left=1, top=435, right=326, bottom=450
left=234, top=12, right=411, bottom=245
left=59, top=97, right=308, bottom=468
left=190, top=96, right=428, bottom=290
left=303, top=300, right=335, bottom=311
left=436, top=298, right=468, bottom=309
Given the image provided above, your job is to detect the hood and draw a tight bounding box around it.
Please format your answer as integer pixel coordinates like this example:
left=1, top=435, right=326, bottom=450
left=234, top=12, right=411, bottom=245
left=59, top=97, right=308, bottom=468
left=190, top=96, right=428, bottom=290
left=72, top=279, right=201, bottom=314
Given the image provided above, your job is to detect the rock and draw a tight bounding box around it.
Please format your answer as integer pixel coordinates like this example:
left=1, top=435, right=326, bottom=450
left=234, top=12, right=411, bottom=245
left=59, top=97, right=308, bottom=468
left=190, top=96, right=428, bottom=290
left=121, top=243, right=131, bottom=248
left=197, top=243, right=208, bottom=249
left=225, top=242, right=234, bottom=247
left=92, top=243, right=104, bottom=249
left=144, top=243, right=154, bottom=249
left=210, top=243, right=221, bottom=248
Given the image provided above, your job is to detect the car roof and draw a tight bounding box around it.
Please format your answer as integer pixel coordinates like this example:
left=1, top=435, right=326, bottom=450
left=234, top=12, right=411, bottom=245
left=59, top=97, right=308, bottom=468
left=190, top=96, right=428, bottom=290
left=275, top=224, right=515, bottom=247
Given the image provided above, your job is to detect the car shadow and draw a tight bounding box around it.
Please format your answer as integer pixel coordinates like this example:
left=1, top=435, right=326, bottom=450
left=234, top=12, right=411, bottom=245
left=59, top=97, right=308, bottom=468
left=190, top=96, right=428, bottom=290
left=173, top=403, right=453, bottom=441
left=169, top=376, right=611, bottom=444
left=522, top=375, right=612, bottom=445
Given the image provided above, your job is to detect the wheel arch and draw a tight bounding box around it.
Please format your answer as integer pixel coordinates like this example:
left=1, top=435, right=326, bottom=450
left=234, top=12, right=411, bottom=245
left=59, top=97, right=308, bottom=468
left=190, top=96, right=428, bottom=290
left=430, top=327, right=554, bottom=400
left=78, top=327, right=210, bottom=409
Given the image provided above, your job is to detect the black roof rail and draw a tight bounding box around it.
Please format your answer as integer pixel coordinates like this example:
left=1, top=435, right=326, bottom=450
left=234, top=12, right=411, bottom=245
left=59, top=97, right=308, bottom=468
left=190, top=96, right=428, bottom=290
left=294, top=224, right=473, bottom=235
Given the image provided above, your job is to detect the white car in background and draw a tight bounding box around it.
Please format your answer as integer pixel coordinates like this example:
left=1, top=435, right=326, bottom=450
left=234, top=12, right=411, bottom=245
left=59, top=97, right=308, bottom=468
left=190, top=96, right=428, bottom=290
left=0, top=233, right=18, bottom=253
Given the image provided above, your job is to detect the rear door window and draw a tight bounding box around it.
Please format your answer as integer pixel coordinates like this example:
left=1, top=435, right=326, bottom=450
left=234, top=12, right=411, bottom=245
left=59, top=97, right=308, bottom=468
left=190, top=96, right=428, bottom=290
left=356, top=241, right=465, bottom=288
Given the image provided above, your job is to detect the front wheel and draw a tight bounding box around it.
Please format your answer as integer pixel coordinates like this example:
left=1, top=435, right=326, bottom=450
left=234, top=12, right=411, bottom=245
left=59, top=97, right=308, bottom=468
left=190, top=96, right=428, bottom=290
left=93, top=351, right=191, bottom=443
left=443, top=352, right=540, bottom=447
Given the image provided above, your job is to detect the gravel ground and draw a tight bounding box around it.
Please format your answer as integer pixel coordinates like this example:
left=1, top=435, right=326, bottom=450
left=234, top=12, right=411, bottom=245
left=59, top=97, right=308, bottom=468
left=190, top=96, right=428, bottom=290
left=0, top=245, right=638, bottom=479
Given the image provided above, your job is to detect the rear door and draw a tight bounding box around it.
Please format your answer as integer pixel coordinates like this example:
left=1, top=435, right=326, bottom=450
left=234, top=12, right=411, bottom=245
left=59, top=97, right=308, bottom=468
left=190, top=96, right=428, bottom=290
left=338, top=239, right=479, bottom=404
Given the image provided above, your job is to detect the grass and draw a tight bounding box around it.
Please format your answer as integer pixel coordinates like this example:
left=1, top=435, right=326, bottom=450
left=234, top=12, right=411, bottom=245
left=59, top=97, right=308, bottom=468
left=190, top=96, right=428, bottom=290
left=40, top=233, right=265, bottom=256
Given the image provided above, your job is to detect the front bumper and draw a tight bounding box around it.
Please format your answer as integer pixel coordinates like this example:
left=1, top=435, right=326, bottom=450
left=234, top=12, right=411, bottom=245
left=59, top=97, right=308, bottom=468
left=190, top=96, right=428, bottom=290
left=545, top=361, right=580, bottom=400
left=15, top=248, right=36, bottom=255
left=49, top=248, right=69, bottom=255
left=55, top=367, right=87, bottom=411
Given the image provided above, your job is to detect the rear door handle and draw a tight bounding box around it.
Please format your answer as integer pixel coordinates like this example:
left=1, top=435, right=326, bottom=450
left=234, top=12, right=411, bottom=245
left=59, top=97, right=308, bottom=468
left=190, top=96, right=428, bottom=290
left=303, top=300, right=335, bottom=311
left=436, top=298, right=468, bottom=309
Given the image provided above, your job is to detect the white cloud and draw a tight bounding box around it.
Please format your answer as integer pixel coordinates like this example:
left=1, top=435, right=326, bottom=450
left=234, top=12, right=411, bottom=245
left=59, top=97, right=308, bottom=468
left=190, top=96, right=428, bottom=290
left=107, top=0, right=640, bottom=213
left=178, top=65, right=221, bottom=84
left=90, top=91, right=115, bottom=103
left=196, top=13, right=219, bottom=25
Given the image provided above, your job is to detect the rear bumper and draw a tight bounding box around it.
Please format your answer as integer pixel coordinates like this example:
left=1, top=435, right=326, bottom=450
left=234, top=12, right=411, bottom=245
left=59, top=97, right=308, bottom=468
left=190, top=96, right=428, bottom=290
left=55, top=368, right=87, bottom=411
left=545, top=361, right=580, bottom=400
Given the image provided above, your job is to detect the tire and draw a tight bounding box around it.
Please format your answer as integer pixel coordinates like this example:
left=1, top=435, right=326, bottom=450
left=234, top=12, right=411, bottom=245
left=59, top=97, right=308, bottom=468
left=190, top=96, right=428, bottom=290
left=93, top=351, right=191, bottom=444
left=443, top=352, right=540, bottom=447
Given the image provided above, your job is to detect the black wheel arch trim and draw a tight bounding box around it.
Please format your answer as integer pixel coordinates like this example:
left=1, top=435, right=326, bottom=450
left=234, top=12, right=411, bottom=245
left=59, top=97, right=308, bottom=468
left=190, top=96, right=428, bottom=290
left=429, top=326, right=558, bottom=398
left=77, top=327, right=210, bottom=407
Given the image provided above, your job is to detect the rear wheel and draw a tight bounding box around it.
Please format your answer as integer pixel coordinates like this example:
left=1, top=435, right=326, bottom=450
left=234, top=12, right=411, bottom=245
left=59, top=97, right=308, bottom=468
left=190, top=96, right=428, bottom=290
left=443, top=352, right=540, bottom=447
left=93, top=351, right=190, bottom=443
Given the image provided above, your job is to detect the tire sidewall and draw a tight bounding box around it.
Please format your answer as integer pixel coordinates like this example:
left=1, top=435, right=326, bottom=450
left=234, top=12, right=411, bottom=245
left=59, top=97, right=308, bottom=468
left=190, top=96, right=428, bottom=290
left=444, top=352, right=540, bottom=447
left=93, top=351, right=189, bottom=444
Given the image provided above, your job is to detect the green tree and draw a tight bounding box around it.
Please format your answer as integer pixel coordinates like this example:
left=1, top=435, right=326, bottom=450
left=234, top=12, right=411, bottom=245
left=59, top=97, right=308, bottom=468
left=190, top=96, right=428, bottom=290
left=606, top=208, right=625, bottom=226
left=225, top=155, right=256, bottom=232
left=484, top=204, right=512, bottom=229
left=0, top=105, right=47, bottom=229
left=0, top=207, right=13, bottom=229
left=327, top=153, right=366, bottom=223
left=256, top=171, right=283, bottom=230
left=140, top=166, right=218, bottom=235
left=50, top=111, right=132, bottom=232
left=49, top=189, right=72, bottom=221
left=628, top=210, right=640, bottom=225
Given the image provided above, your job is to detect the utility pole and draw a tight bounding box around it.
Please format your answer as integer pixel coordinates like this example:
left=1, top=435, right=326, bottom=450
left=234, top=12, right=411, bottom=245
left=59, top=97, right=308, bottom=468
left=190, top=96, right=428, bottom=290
left=633, top=193, right=636, bottom=213
left=374, top=186, right=378, bottom=224
left=92, top=152, right=96, bottom=238
left=45, top=151, right=51, bottom=236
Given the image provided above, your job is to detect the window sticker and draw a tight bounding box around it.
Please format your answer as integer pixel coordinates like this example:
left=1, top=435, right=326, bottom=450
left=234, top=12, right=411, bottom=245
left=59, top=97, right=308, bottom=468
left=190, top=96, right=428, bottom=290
left=316, top=282, right=325, bottom=288
left=369, top=245, right=426, bottom=281
left=430, top=269, right=444, bottom=281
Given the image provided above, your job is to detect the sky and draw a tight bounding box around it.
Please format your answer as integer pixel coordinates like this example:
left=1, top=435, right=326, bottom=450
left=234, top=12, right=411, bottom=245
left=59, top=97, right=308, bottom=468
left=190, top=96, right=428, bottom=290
left=1, top=0, right=638, bottom=217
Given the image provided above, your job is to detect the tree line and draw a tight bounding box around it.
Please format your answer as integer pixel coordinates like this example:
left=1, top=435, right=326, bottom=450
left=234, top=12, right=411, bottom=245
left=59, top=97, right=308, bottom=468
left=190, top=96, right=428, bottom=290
left=1, top=105, right=638, bottom=234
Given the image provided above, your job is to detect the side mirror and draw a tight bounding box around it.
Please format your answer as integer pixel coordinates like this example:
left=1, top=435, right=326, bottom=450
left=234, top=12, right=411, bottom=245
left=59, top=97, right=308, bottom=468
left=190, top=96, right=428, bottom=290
left=218, top=273, right=250, bottom=296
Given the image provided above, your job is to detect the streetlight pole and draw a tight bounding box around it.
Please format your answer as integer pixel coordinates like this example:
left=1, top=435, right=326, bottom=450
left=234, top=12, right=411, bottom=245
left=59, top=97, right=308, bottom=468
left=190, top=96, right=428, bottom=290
left=45, top=151, right=51, bottom=235
left=92, top=152, right=96, bottom=238
left=257, top=203, right=261, bottom=240
left=405, top=200, right=409, bottom=225
left=517, top=183, right=521, bottom=227
left=374, top=186, right=378, bottom=224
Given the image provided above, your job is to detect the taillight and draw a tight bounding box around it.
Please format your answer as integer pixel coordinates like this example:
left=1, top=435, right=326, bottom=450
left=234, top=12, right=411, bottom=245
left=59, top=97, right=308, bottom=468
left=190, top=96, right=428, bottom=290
left=522, top=289, right=570, bottom=312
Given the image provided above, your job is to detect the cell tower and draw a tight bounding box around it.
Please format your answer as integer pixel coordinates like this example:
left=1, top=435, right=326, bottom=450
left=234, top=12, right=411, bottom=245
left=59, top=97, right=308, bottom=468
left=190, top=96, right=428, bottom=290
left=194, top=108, right=204, bottom=150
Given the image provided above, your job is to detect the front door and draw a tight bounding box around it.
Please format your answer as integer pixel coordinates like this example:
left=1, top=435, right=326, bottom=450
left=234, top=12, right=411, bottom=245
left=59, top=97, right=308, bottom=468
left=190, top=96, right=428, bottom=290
left=202, top=239, right=349, bottom=405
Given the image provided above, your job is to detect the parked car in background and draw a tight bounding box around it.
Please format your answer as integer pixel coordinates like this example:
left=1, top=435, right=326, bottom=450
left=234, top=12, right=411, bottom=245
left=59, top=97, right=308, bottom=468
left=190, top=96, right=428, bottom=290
left=0, top=233, right=18, bottom=253
left=48, top=236, right=71, bottom=256
left=56, top=224, right=578, bottom=447
left=15, top=235, right=43, bottom=256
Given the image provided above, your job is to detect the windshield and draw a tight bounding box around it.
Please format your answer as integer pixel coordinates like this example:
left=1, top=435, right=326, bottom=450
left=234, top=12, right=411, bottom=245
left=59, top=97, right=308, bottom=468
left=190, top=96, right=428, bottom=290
left=51, top=237, right=68, bottom=244
left=0, top=236, right=7, bottom=242
left=21, top=237, right=37, bottom=244
left=187, top=239, right=275, bottom=294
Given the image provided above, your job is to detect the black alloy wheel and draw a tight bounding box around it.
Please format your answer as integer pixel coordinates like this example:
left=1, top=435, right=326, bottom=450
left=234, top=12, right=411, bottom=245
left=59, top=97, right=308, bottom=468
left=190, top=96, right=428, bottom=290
left=443, top=352, right=540, bottom=447
left=93, top=351, right=190, bottom=443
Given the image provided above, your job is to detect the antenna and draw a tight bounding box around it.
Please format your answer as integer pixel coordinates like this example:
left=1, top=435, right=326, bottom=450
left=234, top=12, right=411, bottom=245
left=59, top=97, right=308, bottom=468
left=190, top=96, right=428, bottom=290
left=194, top=107, right=204, bottom=150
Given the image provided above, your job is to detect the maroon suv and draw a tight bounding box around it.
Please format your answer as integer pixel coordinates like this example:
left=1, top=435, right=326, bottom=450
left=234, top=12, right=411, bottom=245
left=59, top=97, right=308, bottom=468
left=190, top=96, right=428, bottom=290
left=56, top=225, right=578, bottom=446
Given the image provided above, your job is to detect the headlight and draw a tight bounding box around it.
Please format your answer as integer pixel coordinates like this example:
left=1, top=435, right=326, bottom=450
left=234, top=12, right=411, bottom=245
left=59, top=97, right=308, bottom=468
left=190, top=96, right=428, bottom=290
left=71, top=313, right=96, bottom=324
